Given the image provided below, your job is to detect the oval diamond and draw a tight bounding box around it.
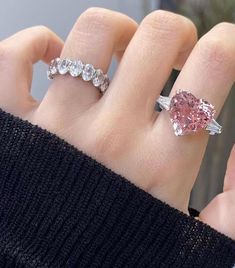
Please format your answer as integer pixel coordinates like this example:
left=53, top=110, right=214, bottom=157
left=82, top=64, right=95, bottom=81
left=100, top=75, right=110, bottom=93
left=58, top=59, right=71, bottom=75
left=50, top=58, right=60, bottom=75
left=92, top=69, right=105, bottom=87
left=47, top=70, right=53, bottom=80
left=69, top=60, right=83, bottom=77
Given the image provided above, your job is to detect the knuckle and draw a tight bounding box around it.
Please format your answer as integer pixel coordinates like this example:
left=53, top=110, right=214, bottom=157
left=30, top=25, right=54, bottom=43
left=90, top=127, right=121, bottom=160
left=0, top=43, right=15, bottom=63
left=33, top=25, right=52, bottom=35
left=142, top=10, right=194, bottom=41
left=77, top=7, right=113, bottom=33
left=34, top=26, right=56, bottom=43
left=198, top=36, right=230, bottom=69
left=92, top=130, right=118, bottom=159
left=87, top=115, right=130, bottom=160
left=213, top=21, right=235, bottom=31
left=198, top=22, right=235, bottom=69
left=82, top=7, right=107, bottom=17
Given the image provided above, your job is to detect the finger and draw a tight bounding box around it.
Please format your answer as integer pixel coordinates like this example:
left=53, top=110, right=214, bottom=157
left=224, top=145, right=235, bottom=191
left=103, top=10, right=197, bottom=120
left=43, top=8, right=137, bottom=110
left=168, top=22, right=235, bottom=115
left=154, top=23, right=235, bottom=201
left=0, top=26, right=63, bottom=113
left=199, top=145, right=235, bottom=240
left=199, top=191, right=235, bottom=240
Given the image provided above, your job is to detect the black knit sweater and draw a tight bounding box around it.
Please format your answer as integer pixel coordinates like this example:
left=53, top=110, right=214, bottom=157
left=0, top=108, right=234, bottom=268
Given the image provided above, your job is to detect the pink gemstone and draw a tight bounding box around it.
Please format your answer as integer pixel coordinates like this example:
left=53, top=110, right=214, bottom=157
left=169, top=91, right=215, bottom=136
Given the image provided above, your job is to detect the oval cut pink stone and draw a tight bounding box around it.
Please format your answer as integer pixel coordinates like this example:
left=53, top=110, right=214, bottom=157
left=169, top=91, right=215, bottom=136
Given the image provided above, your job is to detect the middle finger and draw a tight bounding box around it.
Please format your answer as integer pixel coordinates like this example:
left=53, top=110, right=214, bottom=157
left=103, top=10, right=197, bottom=121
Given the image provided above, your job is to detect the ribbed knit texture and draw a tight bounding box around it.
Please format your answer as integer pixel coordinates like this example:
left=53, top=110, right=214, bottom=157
left=0, top=108, right=234, bottom=268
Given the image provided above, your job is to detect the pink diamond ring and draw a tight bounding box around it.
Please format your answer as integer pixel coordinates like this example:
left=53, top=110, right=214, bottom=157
left=156, top=91, right=222, bottom=136
left=47, top=58, right=110, bottom=93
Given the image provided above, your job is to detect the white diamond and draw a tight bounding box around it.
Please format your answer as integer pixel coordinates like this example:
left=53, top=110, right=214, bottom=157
left=92, top=69, right=105, bottom=87
left=50, top=58, right=60, bottom=75
left=58, top=59, right=71, bottom=75
left=82, top=64, right=95, bottom=81
left=100, top=75, right=109, bottom=93
left=69, top=60, right=83, bottom=77
left=172, top=121, right=183, bottom=136
left=47, top=70, right=53, bottom=80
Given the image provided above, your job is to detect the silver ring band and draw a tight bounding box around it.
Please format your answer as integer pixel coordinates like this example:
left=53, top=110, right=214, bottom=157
left=47, top=58, right=110, bottom=93
left=156, top=91, right=222, bottom=136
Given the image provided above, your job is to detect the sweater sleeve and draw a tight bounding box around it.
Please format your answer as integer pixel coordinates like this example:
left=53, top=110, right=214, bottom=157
left=0, top=108, right=234, bottom=268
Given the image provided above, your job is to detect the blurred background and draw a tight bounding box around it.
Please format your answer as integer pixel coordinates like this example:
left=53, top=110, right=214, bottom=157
left=0, top=0, right=234, bottom=210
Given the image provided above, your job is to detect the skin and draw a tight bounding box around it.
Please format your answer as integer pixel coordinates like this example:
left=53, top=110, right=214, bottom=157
left=0, top=8, right=234, bottom=240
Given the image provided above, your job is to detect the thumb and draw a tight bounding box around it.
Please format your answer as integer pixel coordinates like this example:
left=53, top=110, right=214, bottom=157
left=199, top=145, right=235, bottom=240
left=224, top=144, right=235, bottom=192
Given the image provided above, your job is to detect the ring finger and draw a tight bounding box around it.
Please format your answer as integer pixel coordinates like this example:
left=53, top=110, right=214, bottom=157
left=103, top=10, right=197, bottom=120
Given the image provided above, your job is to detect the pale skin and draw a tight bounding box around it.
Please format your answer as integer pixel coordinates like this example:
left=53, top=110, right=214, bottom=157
left=0, top=8, right=235, bottom=240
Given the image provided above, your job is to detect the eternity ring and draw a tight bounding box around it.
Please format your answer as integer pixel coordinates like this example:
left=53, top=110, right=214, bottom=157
left=156, top=91, right=222, bottom=136
left=47, top=58, right=110, bottom=93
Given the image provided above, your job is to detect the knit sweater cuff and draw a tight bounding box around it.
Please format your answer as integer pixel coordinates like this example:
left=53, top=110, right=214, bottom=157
left=0, top=109, right=234, bottom=268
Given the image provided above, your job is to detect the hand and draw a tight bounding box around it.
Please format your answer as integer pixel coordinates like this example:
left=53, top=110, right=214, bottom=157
left=0, top=8, right=234, bottom=239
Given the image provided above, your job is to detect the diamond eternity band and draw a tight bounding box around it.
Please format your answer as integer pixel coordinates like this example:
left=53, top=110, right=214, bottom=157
left=47, top=58, right=110, bottom=93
